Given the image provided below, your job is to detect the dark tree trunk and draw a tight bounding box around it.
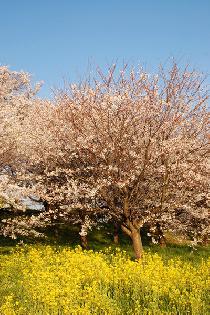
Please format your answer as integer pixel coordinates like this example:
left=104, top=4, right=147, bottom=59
left=159, top=236, right=166, bottom=247
left=43, top=200, right=50, bottom=211
left=113, top=222, right=120, bottom=244
left=156, top=223, right=166, bottom=247
left=54, top=226, right=59, bottom=238
left=80, top=234, right=89, bottom=249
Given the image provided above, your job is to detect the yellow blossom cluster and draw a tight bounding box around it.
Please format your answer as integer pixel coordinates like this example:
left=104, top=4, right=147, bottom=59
left=0, top=246, right=209, bottom=314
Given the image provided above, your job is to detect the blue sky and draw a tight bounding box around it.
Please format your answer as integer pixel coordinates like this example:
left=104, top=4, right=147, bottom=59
left=0, top=0, right=209, bottom=97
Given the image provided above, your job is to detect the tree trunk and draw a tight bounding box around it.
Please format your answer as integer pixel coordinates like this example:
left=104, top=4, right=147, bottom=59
left=113, top=222, right=120, bottom=244
left=54, top=226, right=59, bottom=238
left=80, top=234, right=89, bottom=249
left=131, top=229, right=143, bottom=260
left=79, top=215, right=90, bottom=249
left=159, top=235, right=166, bottom=247
left=121, top=222, right=144, bottom=260
left=121, top=193, right=144, bottom=259
left=156, top=223, right=166, bottom=247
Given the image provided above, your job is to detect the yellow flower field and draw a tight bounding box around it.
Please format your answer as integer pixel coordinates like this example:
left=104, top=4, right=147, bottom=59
left=0, top=246, right=209, bottom=314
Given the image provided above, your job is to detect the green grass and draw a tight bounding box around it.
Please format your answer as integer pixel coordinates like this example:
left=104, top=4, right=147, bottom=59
left=0, top=224, right=209, bottom=264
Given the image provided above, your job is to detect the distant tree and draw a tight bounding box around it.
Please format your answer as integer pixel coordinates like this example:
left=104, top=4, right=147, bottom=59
left=0, top=66, right=43, bottom=238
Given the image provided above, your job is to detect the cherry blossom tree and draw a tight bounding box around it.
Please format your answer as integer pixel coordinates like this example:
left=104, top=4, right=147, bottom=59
left=16, top=62, right=209, bottom=258
left=0, top=66, right=43, bottom=238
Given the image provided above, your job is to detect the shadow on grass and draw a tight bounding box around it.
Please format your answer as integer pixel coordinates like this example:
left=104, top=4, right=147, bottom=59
left=0, top=224, right=209, bottom=263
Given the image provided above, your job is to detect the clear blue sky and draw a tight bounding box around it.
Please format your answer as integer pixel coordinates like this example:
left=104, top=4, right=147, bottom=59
left=0, top=0, right=209, bottom=97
